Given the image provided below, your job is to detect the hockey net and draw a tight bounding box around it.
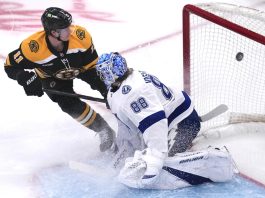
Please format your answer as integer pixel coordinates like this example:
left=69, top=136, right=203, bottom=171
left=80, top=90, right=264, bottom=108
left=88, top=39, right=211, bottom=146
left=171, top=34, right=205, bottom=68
left=183, top=3, right=265, bottom=131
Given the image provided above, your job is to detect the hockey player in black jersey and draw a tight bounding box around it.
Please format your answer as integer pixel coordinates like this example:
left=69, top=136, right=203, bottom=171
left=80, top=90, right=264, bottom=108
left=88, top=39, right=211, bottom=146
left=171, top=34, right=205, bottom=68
left=3, top=7, right=115, bottom=152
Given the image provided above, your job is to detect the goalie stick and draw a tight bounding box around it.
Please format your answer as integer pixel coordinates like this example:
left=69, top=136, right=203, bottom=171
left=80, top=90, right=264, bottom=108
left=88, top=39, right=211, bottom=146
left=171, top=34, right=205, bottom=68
left=43, top=89, right=228, bottom=122
left=199, top=104, right=228, bottom=122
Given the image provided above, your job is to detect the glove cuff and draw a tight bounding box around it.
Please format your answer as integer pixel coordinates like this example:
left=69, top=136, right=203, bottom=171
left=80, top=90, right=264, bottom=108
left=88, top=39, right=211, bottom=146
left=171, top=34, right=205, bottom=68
left=143, top=148, right=166, bottom=161
left=142, top=148, right=165, bottom=175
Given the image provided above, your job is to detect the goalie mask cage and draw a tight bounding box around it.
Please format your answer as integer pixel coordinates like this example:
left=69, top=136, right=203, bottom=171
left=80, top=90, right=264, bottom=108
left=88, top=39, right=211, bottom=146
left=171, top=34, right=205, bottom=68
left=183, top=3, right=265, bottom=130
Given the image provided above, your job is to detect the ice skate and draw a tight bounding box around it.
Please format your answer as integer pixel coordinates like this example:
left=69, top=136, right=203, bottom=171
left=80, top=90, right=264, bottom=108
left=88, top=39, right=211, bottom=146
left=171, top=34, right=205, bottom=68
left=98, top=127, right=116, bottom=152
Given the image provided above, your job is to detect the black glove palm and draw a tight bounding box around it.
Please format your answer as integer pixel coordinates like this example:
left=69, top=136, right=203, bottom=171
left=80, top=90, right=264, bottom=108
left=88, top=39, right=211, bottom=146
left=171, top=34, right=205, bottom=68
left=16, top=71, right=43, bottom=97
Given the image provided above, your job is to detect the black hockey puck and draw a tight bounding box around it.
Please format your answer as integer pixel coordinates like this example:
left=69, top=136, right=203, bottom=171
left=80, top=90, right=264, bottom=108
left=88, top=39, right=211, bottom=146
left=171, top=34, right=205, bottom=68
left=236, top=52, right=244, bottom=61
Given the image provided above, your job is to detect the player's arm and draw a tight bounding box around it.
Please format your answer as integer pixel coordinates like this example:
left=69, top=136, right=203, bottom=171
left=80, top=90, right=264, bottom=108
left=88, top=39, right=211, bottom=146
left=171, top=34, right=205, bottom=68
left=75, top=28, right=107, bottom=97
left=4, top=47, right=43, bottom=97
left=78, top=64, right=107, bottom=98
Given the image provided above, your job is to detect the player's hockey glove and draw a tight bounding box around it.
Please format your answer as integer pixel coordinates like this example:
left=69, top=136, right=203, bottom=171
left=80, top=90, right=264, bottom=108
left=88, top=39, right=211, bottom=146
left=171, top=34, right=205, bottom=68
left=118, top=148, right=165, bottom=188
left=140, top=148, right=165, bottom=186
left=16, top=71, right=43, bottom=97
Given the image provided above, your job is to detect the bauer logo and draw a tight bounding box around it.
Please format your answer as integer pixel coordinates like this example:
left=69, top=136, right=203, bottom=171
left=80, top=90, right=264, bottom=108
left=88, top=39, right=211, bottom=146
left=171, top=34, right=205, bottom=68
left=179, top=156, right=204, bottom=164
left=122, top=85, right=131, bottom=94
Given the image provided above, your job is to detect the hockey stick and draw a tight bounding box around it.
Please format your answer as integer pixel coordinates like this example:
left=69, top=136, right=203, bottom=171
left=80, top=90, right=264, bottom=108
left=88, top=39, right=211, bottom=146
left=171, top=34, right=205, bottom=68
left=43, top=88, right=106, bottom=103
left=199, top=104, right=228, bottom=122
left=43, top=88, right=227, bottom=121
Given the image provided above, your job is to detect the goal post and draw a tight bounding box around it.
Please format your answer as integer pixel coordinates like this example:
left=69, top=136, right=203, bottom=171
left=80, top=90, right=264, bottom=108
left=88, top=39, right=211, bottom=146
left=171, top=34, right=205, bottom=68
left=182, top=3, right=265, bottom=130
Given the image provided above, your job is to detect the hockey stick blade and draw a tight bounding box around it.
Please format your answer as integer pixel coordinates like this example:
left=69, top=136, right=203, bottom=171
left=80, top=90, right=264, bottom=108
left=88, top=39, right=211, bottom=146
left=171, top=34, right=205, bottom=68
left=200, top=104, right=228, bottom=122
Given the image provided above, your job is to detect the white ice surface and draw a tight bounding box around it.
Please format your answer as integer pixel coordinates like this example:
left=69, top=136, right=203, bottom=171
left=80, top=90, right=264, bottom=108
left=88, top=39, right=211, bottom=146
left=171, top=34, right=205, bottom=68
left=0, top=0, right=265, bottom=197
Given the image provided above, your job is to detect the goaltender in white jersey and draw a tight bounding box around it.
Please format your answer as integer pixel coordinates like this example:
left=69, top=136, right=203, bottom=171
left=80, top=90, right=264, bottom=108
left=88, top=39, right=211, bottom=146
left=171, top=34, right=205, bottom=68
left=95, top=52, right=236, bottom=189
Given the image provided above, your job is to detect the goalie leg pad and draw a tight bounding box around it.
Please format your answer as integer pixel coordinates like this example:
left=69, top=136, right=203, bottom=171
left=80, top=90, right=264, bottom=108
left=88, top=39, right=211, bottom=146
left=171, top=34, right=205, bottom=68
left=165, top=147, right=235, bottom=183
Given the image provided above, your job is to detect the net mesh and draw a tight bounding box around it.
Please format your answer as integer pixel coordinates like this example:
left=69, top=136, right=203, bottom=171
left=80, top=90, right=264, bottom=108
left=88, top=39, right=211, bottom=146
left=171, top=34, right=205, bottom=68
left=184, top=3, right=265, bottom=130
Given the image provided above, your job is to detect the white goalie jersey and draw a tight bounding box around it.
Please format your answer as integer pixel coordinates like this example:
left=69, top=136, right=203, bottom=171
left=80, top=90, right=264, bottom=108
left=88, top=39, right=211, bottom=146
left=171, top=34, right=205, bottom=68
left=107, top=70, right=194, bottom=154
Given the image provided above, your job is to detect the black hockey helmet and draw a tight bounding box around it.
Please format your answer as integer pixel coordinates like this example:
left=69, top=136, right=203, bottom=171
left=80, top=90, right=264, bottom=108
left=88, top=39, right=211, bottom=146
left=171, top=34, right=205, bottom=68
left=41, top=7, right=72, bottom=34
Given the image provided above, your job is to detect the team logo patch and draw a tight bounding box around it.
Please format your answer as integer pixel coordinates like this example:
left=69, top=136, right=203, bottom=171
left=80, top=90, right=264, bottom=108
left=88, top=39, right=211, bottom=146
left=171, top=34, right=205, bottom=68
left=54, top=68, right=80, bottom=80
left=122, top=85, right=132, bottom=94
left=76, top=29, right=85, bottom=40
left=29, top=40, right=39, bottom=53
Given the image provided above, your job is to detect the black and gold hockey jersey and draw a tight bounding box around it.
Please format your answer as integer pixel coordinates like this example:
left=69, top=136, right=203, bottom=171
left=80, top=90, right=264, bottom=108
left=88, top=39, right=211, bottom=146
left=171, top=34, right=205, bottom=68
left=4, top=25, right=98, bottom=81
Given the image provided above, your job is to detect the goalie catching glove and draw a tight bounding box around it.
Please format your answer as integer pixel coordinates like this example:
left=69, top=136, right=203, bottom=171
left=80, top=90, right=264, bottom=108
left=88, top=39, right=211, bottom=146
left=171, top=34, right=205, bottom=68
left=118, top=148, right=166, bottom=189
left=16, top=71, right=43, bottom=97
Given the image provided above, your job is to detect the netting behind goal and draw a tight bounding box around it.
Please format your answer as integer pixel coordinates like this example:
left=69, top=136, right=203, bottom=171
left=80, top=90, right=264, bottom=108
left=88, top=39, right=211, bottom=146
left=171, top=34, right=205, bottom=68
left=183, top=3, right=265, bottom=130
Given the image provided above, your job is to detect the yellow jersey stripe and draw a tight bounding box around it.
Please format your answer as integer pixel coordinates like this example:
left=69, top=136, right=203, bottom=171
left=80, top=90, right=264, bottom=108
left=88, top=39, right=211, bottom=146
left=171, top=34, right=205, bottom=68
left=84, top=111, right=97, bottom=127
left=20, top=31, right=54, bottom=63
left=5, top=56, right=11, bottom=66
left=69, top=26, right=92, bottom=50
left=34, top=68, right=46, bottom=78
left=83, top=58, right=98, bottom=70
left=34, top=54, right=57, bottom=64
left=76, top=104, right=90, bottom=122
left=80, top=107, right=94, bottom=124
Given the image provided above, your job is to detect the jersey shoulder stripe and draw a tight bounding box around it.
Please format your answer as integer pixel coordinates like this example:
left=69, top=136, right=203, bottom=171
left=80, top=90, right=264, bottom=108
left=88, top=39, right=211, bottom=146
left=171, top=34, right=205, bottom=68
left=69, top=25, right=93, bottom=51
left=20, top=26, right=93, bottom=64
left=20, top=30, right=53, bottom=63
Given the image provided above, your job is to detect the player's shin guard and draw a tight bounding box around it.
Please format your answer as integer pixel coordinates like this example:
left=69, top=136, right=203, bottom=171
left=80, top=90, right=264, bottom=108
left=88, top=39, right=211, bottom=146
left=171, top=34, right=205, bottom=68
left=75, top=104, right=115, bottom=152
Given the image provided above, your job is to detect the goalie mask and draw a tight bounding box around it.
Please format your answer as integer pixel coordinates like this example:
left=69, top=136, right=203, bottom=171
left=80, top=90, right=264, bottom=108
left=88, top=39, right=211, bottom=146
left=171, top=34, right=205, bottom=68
left=96, top=52, right=128, bottom=88
left=41, top=7, right=72, bottom=34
